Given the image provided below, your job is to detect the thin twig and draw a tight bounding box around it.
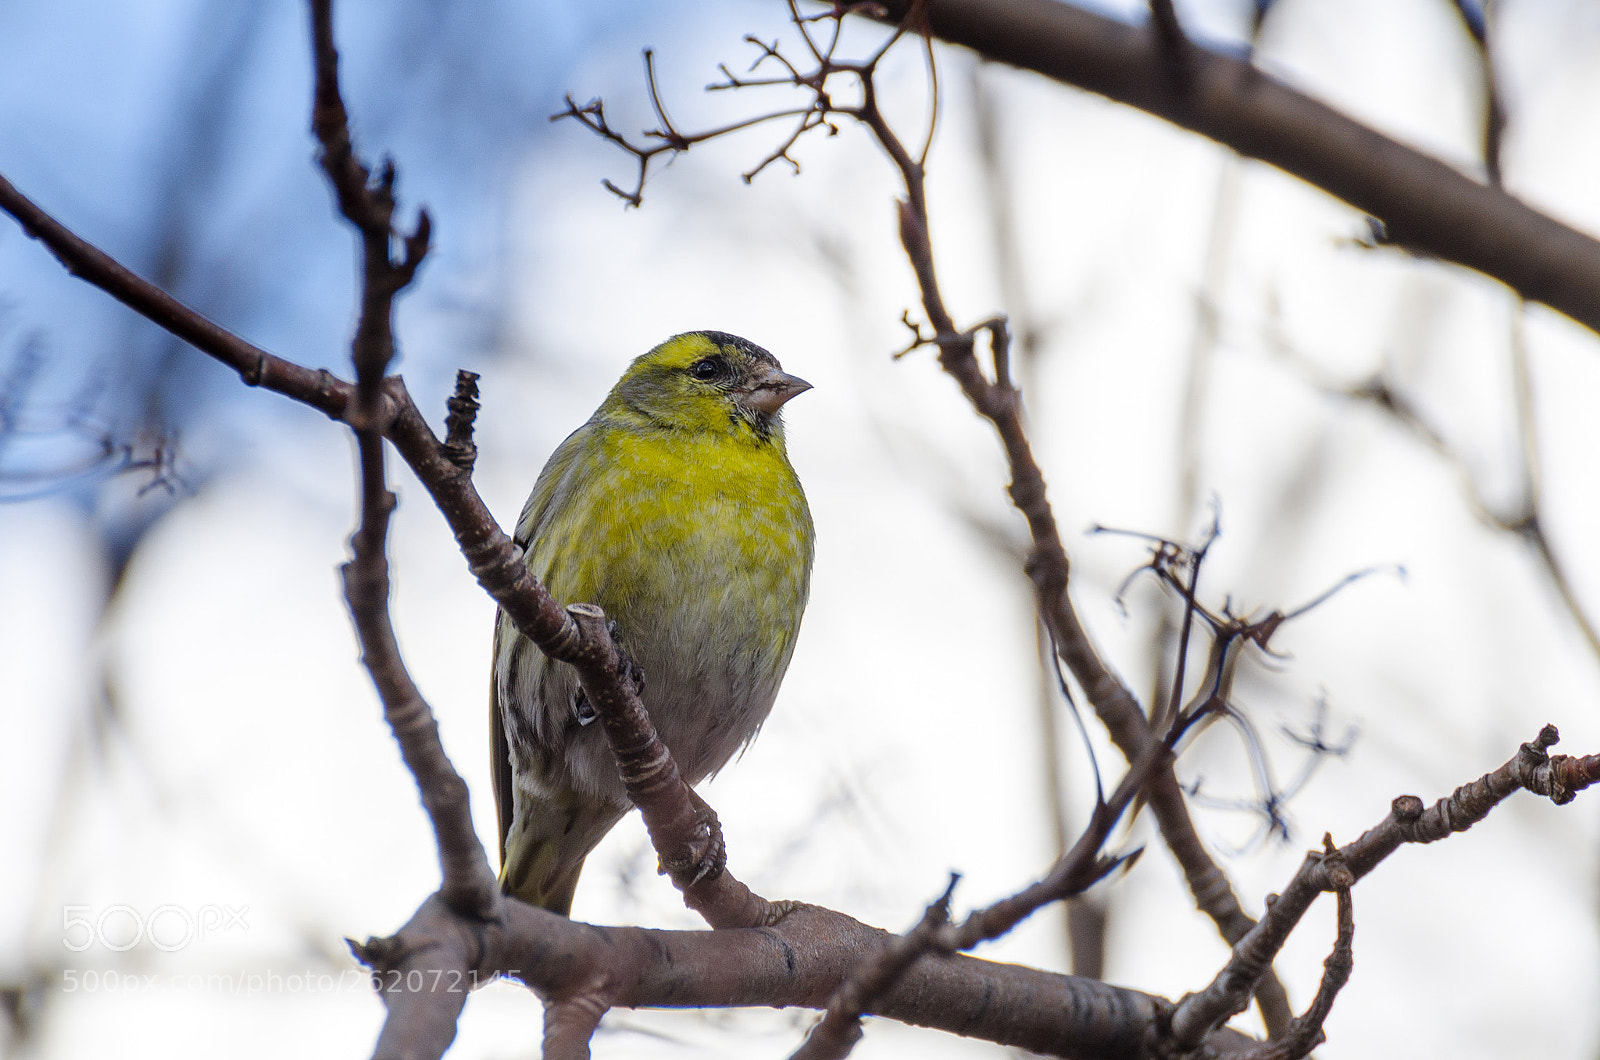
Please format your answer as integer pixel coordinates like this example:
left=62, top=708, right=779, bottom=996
left=1233, top=836, right=1355, bottom=1060
left=1167, top=724, right=1600, bottom=1049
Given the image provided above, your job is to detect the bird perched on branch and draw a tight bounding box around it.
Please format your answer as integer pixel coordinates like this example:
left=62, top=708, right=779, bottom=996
left=492, top=331, right=815, bottom=915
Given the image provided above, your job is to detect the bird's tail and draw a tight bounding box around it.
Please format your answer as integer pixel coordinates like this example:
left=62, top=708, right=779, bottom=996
left=500, top=790, right=628, bottom=917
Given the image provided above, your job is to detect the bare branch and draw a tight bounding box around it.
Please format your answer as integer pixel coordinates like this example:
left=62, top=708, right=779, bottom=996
left=354, top=897, right=1263, bottom=1060
left=341, top=442, right=500, bottom=917
left=0, top=172, right=348, bottom=418
left=306, top=0, right=494, bottom=930
left=543, top=996, right=607, bottom=1060
left=864, top=0, right=1600, bottom=338
left=309, top=0, right=430, bottom=411
left=1167, top=725, right=1600, bottom=1049
left=12, top=3, right=1600, bottom=1056
left=1147, top=0, right=1194, bottom=89
left=790, top=877, right=958, bottom=1060
left=803, top=14, right=1303, bottom=1031
left=1233, top=837, right=1356, bottom=1060
left=338, top=726, right=1597, bottom=1060
left=348, top=921, right=472, bottom=1060
left=792, top=724, right=1178, bottom=1056
left=1, top=0, right=789, bottom=976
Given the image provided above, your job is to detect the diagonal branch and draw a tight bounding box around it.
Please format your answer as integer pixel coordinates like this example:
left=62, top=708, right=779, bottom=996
left=0, top=166, right=773, bottom=930
left=1166, top=724, right=1600, bottom=1049
left=795, top=735, right=1174, bottom=1059
left=1, top=18, right=786, bottom=1029
left=0, top=172, right=348, bottom=418
left=889, top=74, right=1301, bottom=1040
left=548, top=5, right=1302, bottom=1031
left=1233, top=838, right=1356, bottom=1060
left=865, top=0, right=1600, bottom=339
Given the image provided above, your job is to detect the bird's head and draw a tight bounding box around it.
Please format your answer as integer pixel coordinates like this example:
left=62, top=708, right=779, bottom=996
left=605, top=331, right=811, bottom=441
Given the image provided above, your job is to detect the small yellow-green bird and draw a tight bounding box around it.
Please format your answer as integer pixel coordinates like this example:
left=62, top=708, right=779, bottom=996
left=491, top=331, right=814, bottom=915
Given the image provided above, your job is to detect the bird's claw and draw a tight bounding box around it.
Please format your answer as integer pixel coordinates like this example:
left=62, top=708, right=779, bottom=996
left=689, top=824, right=727, bottom=886
left=660, top=790, right=727, bottom=887
left=620, top=655, right=645, bottom=696
left=605, top=619, right=646, bottom=695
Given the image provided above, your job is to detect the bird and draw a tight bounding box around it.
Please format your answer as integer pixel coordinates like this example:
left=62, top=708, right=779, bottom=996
left=491, top=330, right=815, bottom=916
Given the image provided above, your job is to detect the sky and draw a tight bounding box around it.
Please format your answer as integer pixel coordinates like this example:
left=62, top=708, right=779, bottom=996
left=5, top=0, right=1600, bottom=1057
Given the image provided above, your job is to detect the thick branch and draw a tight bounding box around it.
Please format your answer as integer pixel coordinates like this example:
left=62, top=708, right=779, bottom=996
left=867, top=0, right=1600, bottom=338
left=299, top=726, right=1600, bottom=1060
left=349, top=929, right=472, bottom=1060
left=353, top=896, right=1258, bottom=1060
left=790, top=880, right=958, bottom=1060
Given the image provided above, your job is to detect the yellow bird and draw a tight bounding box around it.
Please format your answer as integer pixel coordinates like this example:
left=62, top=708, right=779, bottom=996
left=491, top=331, right=815, bottom=915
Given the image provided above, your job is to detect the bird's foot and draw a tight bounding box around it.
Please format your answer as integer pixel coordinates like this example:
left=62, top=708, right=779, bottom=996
left=659, top=788, right=726, bottom=888
left=572, top=621, right=645, bottom=727
left=606, top=619, right=646, bottom=695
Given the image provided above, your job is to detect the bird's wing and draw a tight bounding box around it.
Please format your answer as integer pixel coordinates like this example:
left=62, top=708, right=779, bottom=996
left=515, top=422, right=592, bottom=546
left=490, top=607, right=516, bottom=872
left=491, top=420, right=594, bottom=873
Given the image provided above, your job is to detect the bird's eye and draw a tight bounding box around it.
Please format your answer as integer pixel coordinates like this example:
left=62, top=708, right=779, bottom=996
left=689, top=356, right=726, bottom=382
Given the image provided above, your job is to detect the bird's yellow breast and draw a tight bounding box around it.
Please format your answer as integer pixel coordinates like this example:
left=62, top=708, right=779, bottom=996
left=524, top=415, right=813, bottom=660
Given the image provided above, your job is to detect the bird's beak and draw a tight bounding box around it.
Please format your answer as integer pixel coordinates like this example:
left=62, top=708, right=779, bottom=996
left=740, top=366, right=812, bottom=415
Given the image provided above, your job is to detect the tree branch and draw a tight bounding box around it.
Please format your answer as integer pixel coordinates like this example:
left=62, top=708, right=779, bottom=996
left=356, top=896, right=1262, bottom=1060
left=0, top=159, right=774, bottom=940
left=1233, top=840, right=1355, bottom=1060
left=1167, top=724, right=1600, bottom=1049
left=865, top=0, right=1600, bottom=338
left=331, top=724, right=1600, bottom=1060
left=895, top=74, right=1301, bottom=1040
left=0, top=10, right=788, bottom=1054
left=11, top=4, right=1600, bottom=1056
left=302, top=0, right=499, bottom=928
left=0, top=172, right=348, bottom=417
